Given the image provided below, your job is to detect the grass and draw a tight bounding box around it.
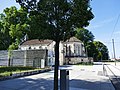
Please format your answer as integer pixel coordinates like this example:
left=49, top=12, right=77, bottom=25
left=0, top=66, right=43, bottom=77
left=77, top=62, right=93, bottom=66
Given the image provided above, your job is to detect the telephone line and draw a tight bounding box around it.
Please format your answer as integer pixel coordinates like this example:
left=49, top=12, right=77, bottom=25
left=110, top=14, right=120, bottom=41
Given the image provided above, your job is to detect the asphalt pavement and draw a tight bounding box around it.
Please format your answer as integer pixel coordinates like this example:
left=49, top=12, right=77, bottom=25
left=0, top=65, right=115, bottom=90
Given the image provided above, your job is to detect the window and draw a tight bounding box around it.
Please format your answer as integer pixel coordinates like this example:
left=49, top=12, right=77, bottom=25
left=68, top=46, right=71, bottom=56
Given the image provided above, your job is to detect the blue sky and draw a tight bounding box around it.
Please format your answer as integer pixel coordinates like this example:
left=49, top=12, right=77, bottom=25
left=86, top=0, right=120, bottom=59
left=0, top=0, right=120, bottom=59
left=0, top=0, right=20, bottom=13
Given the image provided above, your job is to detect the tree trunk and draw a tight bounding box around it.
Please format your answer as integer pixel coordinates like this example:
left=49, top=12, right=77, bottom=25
left=8, top=58, right=10, bottom=66
left=54, top=41, right=60, bottom=90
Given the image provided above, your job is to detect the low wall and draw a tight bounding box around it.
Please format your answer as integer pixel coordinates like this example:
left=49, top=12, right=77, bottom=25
left=10, top=49, right=48, bottom=67
left=0, top=68, right=51, bottom=81
left=65, top=57, right=89, bottom=64
left=0, top=50, right=8, bottom=66
left=10, top=50, right=25, bottom=66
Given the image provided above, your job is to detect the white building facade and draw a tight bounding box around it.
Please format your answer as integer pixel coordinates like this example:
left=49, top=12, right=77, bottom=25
left=19, top=37, right=88, bottom=66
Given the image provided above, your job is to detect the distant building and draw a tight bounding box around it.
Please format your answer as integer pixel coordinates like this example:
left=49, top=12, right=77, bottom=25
left=63, top=37, right=88, bottom=64
left=9, top=37, right=89, bottom=67
left=19, top=39, right=58, bottom=65
left=64, top=37, right=85, bottom=57
left=19, top=39, right=54, bottom=50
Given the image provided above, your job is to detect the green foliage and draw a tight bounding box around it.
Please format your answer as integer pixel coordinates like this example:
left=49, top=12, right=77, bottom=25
left=8, top=43, right=18, bottom=50
left=16, top=0, right=94, bottom=41
left=75, top=28, right=109, bottom=61
left=1, top=6, right=29, bottom=50
left=86, top=42, right=99, bottom=61
left=0, top=66, right=37, bottom=77
left=77, top=62, right=93, bottom=65
left=86, top=41, right=109, bottom=61
left=75, top=28, right=94, bottom=45
left=0, top=14, right=11, bottom=50
left=16, top=0, right=94, bottom=89
left=93, top=41, right=109, bottom=60
left=0, top=66, right=36, bottom=73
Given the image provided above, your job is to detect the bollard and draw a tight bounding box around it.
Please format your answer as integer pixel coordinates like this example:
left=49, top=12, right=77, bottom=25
left=60, top=69, right=69, bottom=90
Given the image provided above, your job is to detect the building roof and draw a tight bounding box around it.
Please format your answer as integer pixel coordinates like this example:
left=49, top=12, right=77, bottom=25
left=21, top=37, right=82, bottom=46
left=21, top=39, right=53, bottom=46
left=66, top=37, right=83, bottom=43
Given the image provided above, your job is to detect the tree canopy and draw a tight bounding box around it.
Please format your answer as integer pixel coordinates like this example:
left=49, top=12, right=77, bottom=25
left=93, top=41, right=109, bottom=60
left=75, top=28, right=94, bottom=45
left=75, top=28, right=109, bottom=61
left=16, top=0, right=94, bottom=41
left=86, top=41, right=109, bottom=61
left=16, top=0, right=94, bottom=89
left=0, top=14, right=12, bottom=50
left=1, top=6, right=29, bottom=50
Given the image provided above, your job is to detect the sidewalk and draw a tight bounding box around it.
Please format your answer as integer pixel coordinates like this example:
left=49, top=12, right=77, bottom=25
left=69, top=65, right=115, bottom=90
left=103, top=62, right=120, bottom=90
left=0, top=65, right=115, bottom=90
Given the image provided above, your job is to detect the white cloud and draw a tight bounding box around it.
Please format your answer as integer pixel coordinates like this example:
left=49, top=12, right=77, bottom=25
left=86, top=17, right=115, bottom=30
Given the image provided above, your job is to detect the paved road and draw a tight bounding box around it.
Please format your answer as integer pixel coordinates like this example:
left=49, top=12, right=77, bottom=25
left=69, top=65, right=114, bottom=90
left=0, top=65, right=115, bottom=90
left=0, top=70, right=54, bottom=90
left=103, top=62, right=120, bottom=90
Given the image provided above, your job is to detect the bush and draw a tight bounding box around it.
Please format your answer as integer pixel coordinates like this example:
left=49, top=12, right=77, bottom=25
left=77, top=62, right=93, bottom=65
left=0, top=66, right=37, bottom=77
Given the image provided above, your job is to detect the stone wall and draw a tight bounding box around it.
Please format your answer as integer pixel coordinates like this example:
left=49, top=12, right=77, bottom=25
left=10, top=49, right=48, bottom=67
left=25, top=49, right=48, bottom=67
left=65, top=57, right=89, bottom=64
left=10, top=50, right=25, bottom=66
left=0, top=50, right=8, bottom=66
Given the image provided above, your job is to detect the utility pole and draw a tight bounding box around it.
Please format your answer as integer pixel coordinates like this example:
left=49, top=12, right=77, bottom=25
left=112, top=39, right=116, bottom=66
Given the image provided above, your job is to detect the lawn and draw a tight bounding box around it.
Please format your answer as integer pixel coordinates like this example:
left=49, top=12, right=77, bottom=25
left=77, top=62, right=93, bottom=66
left=0, top=66, right=42, bottom=77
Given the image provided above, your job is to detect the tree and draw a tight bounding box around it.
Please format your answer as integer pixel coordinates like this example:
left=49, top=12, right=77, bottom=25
left=3, top=6, right=29, bottom=50
left=86, top=42, right=99, bottom=61
left=0, top=14, right=12, bottom=50
left=0, top=7, right=29, bottom=66
left=93, top=41, right=109, bottom=61
left=75, top=28, right=94, bottom=45
left=86, top=41, right=109, bottom=62
left=75, top=28, right=109, bottom=61
left=75, top=28, right=94, bottom=55
left=16, top=0, right=94, bottom=89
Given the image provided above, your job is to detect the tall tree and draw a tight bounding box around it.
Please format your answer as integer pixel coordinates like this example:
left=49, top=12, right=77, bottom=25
left=75, top=28, right=109, bottom=61
left=75, top=28, right=94, bottom=45
left=93, top=41, right=109, bottom=61
left=86, top=42, right=99, bottom=61
left=3, top=6, right=29, bottom=50
left=16, top=0, right=94, bottom=89
left=75, top=28, right=94, bottom=58
left=0, top=14, right=12, bottom=50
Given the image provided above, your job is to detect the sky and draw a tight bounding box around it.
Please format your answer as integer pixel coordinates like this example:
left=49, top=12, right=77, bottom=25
left=0, top=0, right=120, bottom=59
left=86, top=0, right=120, bottom=59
